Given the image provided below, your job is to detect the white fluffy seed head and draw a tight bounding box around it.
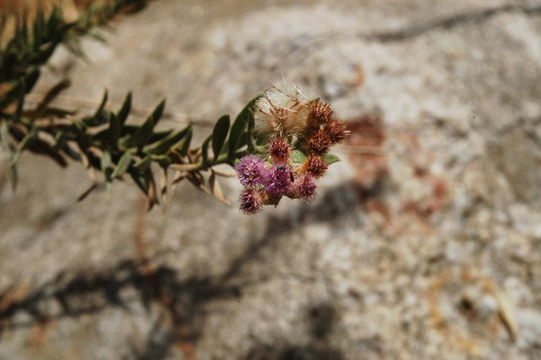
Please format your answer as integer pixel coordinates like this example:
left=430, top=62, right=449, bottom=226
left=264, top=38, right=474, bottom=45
left=254, top=82, right=312, bottom=136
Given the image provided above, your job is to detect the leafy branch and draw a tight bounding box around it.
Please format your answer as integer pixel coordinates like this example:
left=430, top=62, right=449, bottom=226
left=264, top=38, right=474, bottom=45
left=0, top=0, right=262, bottom=208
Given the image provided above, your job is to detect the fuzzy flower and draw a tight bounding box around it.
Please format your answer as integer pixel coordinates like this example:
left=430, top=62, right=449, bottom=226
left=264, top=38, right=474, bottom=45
left=266, top=164, right=293, bottom=197
left=326, top=119, right=348, bottom=144
left=235, top=155, right=268, bottom=187
left=268, top=138, right=291, bottom=164
left=304, top=155, right=328, bottom=178
left=236, top=82, right=348, bottom=214
left=306, top=129, right=332, bottom=155
left=254, top=83, right=311, bottom=136
left=306, top=100, right=333, bottom=130
left=239, top=189, right=263, bottom=214
left=291, top=175, right=317, bottom=200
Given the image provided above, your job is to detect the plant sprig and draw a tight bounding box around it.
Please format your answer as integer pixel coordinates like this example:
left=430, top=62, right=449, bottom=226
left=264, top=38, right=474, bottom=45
left=0, top=1, right=264, bottom=208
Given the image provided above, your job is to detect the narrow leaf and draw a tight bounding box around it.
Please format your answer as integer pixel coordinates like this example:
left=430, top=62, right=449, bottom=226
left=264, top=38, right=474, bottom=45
left=229, top=95, right=261, bottom=157
left=111, top=152, right=133, bottom=178
left=122, top=99, right=165, bottom=148
left=145, top=124, right=191, bottom=155
left=212, top=115, right=230, bottom=161
left=201, top=135, right=212, bottom=165
left=108, top=113, right=121, bottom=147
left=178, top=127, right=192, bottom=156
left=116, top=92, right=132, bottom=126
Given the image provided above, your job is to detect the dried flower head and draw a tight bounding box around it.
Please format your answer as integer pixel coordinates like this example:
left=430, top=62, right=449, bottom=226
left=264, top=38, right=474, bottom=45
left=306, top=129, right=332, bottom=155
left=254, top=83, right=311, bottom=136
left=235, top=155, right=268, bottom=187
left=304, top=155, right=328, bottom=178
left=240, top=189, right=263, bottom=214
left=326, top=119, right=348, bottom=144
left=307, top=100, right=333, bottom=130
left=269, top=138, right=291, bottom=164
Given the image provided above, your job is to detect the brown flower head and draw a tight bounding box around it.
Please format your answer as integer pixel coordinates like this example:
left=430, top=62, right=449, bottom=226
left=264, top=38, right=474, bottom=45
left=269, top=138, right=291, bottom=163
left=304, top=155, right=328, bottom=178
left=325, top=119, right=348, bottom=144
left=306, top=129, right=331, bottom=155
left=307, top=100, right=333, bottom=130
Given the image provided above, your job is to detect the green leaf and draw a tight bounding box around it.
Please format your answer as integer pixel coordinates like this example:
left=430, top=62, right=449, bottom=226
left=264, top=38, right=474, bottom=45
left=128, top=169, right=148, bottom=194
left=178, top=127, right=193, bottom=156
left=212, top=115, right=230, bottom=162
left=290, top=150, right=307, bottom=164
left=111, top=151, right=132, bottom=178
left=201, top=135, right=212, bottom=165
left=144, top=124, right=191, bottom=155
left=116, top=92, right=132, bottom=126
left=120, top=125, right=172, bottom=140
left=107, top=113, right=121, bottom=147
left=134, top=155, right=151, bottom=169
left=11, top=127, right=38, bottom=165
left=0, top=122, right=12, bottom=157
left=94, top=90, right=108, bottom=118
left=100, top=150, right=112, bottom=182
left=122, top=99, right=166, bottom=149
left=323, top=153, right=340, bottom=165
left=229, top=95, right=261, bottom=157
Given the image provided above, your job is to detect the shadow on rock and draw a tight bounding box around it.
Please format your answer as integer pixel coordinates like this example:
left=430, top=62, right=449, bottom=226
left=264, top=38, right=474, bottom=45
left=244, top=303, right=344, bottom=360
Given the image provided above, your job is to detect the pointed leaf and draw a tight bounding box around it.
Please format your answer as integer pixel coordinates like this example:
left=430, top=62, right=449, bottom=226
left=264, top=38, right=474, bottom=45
left=100, top=150, right=112, bottom=182
left=111, top=152, right=133, bottom=178
left=116, top=92, right=132, bottom=126
left=108, top=113, right=121, bottom=147
left=178, top=127, right=192, bottom=156
left=11, top=127, right=38, bottom=165
left=144, top=124, right=191, bottom=155
left=229, top=95, right=261, bottom=157
left=323, top=153, right=340, bottom=165
left=212, top=115, right=230, bottom=161
left=201, top=135, right=212, bottom=165
left=122, top=99, right=165, bottom=148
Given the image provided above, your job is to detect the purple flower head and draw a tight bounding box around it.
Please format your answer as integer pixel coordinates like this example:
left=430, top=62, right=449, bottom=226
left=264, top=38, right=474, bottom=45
left=239, top=189, right=263, bottom=214
left=266, top=164, right=293, bottom=197
left=235, top=155, right=268, bottom=187
left=294, top=175, right=317, bottom=200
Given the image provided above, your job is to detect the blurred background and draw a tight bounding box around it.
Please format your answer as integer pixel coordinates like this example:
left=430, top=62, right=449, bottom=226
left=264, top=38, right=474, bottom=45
left=1, top=0, right=541, bottom=359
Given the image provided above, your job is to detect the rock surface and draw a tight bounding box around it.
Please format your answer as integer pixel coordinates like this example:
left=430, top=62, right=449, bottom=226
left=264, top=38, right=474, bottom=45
left=1, top=0, right=541, bottom=359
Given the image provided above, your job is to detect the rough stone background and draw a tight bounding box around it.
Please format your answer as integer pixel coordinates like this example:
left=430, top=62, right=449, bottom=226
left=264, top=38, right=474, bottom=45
left=1, top=0, right=541, bottom=359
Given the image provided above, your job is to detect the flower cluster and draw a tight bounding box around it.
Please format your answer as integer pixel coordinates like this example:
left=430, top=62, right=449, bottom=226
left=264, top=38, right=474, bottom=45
left=236, top=84, right=348, bottom=214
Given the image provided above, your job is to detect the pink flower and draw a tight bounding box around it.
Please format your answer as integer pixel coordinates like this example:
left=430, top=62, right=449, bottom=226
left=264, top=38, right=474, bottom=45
left=235, top=155, right=268, bottom=187
left=295, top=175, right=317, bottom=200
left=239, top=189, right=263, bottom=214
left=266, top=164, right=293, bottom=197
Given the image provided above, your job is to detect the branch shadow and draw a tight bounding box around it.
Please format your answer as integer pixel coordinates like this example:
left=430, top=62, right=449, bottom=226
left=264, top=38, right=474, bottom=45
left=244, top=302, right=344, bottom=360
left=0, top=182, right=358, bottom=358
